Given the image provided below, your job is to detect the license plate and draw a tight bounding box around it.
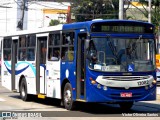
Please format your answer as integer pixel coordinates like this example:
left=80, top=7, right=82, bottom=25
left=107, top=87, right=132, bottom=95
left=120, top=92, right=132, bottom=97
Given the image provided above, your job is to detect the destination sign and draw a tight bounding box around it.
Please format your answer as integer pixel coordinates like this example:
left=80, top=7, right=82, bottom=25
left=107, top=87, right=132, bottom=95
left=91, top=22, right=154, bottom=33
left=101, top=26, right=144, bottom=33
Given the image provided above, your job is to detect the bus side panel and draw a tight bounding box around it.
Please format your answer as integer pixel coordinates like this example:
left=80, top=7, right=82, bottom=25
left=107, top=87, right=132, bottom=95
left=40, top=65, right=45, bottom=94
left=2, top=61, right=12, bottom=90
left=61, top=61, right=77, bottom=100
left=46, top=61, right=61, bottom=98
left=16, top=61, right=37, bottom=95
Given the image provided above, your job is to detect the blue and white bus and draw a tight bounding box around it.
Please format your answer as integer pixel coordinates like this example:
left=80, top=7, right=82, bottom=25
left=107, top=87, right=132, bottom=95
left=1, top=19, right=157, bottom=110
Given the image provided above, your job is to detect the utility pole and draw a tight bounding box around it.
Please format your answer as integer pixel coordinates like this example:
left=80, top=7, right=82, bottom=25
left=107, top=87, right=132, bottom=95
left=148, top=0, right=151, bottom=23
left=17, top=0, right=28, bottom=30
left=119, top=0, right=124, bottom=20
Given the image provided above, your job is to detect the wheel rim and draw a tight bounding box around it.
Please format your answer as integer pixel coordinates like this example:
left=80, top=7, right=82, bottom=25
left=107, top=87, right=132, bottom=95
left=64, top=89, right=71, bottom=105
left=21, top=85, right=25, bottom=97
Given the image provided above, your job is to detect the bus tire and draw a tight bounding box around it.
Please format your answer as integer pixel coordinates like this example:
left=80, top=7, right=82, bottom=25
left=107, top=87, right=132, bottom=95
left=119, top=102, right=133, bottom=111
left=63, top=83, right=75, bottom=110
left=20, top=79, right=29, bottom=101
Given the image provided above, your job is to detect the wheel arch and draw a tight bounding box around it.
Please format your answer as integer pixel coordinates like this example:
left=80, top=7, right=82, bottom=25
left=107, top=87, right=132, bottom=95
left=18, top=75, right=26, bottom=92
left=61, top=78, right=70, bottom=98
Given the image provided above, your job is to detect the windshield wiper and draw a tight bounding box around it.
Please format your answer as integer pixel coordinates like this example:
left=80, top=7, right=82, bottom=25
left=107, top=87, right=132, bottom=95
left=107, top=35, right=117, bottom=57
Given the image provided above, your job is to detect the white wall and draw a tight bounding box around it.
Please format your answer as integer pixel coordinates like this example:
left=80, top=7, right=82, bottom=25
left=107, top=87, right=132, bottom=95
left=0, top=0, right=70, bottom=33
left=27, top=1, right=70, bottom=28
left=0, top=0, right=17, bottom=33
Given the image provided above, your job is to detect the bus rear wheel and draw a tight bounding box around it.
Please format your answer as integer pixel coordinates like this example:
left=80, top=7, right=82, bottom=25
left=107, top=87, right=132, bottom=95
left=20, top=79, right=30, bottom=101
left=63, top=83, right=75, bottom=110
left=119, top=102, right=133, bottom=111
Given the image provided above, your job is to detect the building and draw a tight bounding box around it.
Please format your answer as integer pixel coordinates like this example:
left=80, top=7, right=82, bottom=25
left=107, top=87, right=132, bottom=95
left=0, top=0, right=70, bottom=33
left=124, top=1, right=148, bottom=21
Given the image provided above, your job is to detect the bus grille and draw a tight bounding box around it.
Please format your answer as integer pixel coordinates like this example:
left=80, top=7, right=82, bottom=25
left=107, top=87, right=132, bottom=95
left=102, top=76, right=150, bottom=81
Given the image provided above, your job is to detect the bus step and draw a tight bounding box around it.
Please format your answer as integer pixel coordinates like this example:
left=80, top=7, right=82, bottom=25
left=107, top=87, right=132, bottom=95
left=76, top=99, right=86, bottom=102
left=12, top=89, right=17, bottom=92
left=38, top=94, right=46, bottom=99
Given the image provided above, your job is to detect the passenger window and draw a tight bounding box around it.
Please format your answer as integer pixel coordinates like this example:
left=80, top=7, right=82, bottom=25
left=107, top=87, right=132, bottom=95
left=62, top=47, right=74, bottom=61
left=49, top=33, right=60, bottom=46
left=18, top=36, right=27, bottom=61
left=27, top=35, right=36, bottom=47
left=26, top=35, right=36, bottom=61
left=48, top=48, right=60, bottom=61
left=61, top=32, right=74, bottom=61
left=27, top=49, right=35, bottom=61
left=48, top=33, right=60, bottom=61
left=19, top=49, right=27, bottom=61
left=62, top=32, right=74, bottom=45
left=3, top=38, right=12, bottom=61
left=3, top=50, right=11, bottom=61
left=19, top=36, right=26, bottom=47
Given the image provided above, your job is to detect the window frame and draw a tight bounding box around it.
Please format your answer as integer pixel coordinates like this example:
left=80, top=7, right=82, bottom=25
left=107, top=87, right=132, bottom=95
left=48, top=32, right=61, bottom=61
left=61, top=31, right=75, bottom=62
left=3, top=37, right=12, bottom=61
left=18, top=35, right=36, bottom=61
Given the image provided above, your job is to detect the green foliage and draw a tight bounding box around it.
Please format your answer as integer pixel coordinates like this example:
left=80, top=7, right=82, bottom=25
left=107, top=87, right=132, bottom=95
left=49, top=19, right=60, bottom=26
left=71, top=0, right=119, bottom=22
left=139, top=0, right=160, bottom=33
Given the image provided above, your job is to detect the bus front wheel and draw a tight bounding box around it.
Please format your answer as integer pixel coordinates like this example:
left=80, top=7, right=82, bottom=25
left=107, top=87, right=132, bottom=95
left=119, top=102, right=133, bottom=111
left=20, top=79, right=29, bottom=101
left=63, top=83, right=75, bottom=110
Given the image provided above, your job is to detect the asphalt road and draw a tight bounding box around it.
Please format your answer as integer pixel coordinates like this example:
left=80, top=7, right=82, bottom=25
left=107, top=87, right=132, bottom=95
left=0, top=80, right=160, bottom=120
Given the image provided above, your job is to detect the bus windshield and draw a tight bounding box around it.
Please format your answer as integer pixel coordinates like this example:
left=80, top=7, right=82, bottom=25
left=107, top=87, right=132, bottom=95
left=88, top=37, right=155, bottom=72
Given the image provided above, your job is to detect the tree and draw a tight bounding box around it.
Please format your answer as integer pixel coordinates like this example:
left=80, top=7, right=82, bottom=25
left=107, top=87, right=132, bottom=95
left=127, top=0, right=160, bottom=33
left=49, top=19, right=60, bottom=26
left=70, top=0, right=119, bottom=22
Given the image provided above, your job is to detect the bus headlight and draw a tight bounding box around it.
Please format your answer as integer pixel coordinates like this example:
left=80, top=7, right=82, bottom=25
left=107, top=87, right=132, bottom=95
left=90, top=77, right=97, bottom=84
left=152, top=80, right=156, bottom=84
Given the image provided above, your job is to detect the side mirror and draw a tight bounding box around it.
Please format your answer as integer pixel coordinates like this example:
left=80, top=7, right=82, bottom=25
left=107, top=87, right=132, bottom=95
left=85, top=39, right=90, bottom=49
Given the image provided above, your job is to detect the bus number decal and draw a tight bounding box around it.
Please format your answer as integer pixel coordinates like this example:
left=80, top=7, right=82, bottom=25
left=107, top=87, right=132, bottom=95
left=137, top=80, right=149, bottom=86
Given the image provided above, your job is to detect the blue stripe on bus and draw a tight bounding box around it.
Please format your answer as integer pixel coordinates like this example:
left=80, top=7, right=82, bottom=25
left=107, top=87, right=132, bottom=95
left=4, top=62, right=29, bottom=75
left=4, top=61, right=36, bottom=76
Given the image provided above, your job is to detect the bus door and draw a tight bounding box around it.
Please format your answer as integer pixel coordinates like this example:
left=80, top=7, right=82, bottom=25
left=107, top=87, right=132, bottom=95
left=36, top=35, right=47, bottom=94
left=76, top=33, right=87, bottom=100
left=11, top=37, right=18, bottom=91
left=46, top=33, right=61, bottom=98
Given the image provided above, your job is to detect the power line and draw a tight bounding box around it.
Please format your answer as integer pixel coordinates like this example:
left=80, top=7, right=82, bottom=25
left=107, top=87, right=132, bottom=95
left=34, top=2, right=69, bottom=9
left=0, top=5, right=12, bottom=8
left=0, top=0, right=70, bottom=11
left=13, top=0, right=21, bottom=7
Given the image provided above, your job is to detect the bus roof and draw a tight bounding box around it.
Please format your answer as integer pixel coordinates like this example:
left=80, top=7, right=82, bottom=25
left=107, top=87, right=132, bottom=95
left=0, top=19, right=154, bottom=38
left=62, top=19, right=154, bottom=30
left=0, top=24, right=63, bottom=37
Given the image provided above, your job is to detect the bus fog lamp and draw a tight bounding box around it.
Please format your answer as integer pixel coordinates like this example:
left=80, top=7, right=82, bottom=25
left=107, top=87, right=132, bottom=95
left=152, top=80, right=156, bottom=84
left=103, top=86, right=107, bottom=91
left=97, top=84, right=101, bottom=89
left=91, top=80, right=96, bottom=84
left=90, top=77, right=96, bottom=84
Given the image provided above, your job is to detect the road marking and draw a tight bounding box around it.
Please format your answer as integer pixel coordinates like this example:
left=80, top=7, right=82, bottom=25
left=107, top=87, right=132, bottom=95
left=0, top=98, right=5, bottom=101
